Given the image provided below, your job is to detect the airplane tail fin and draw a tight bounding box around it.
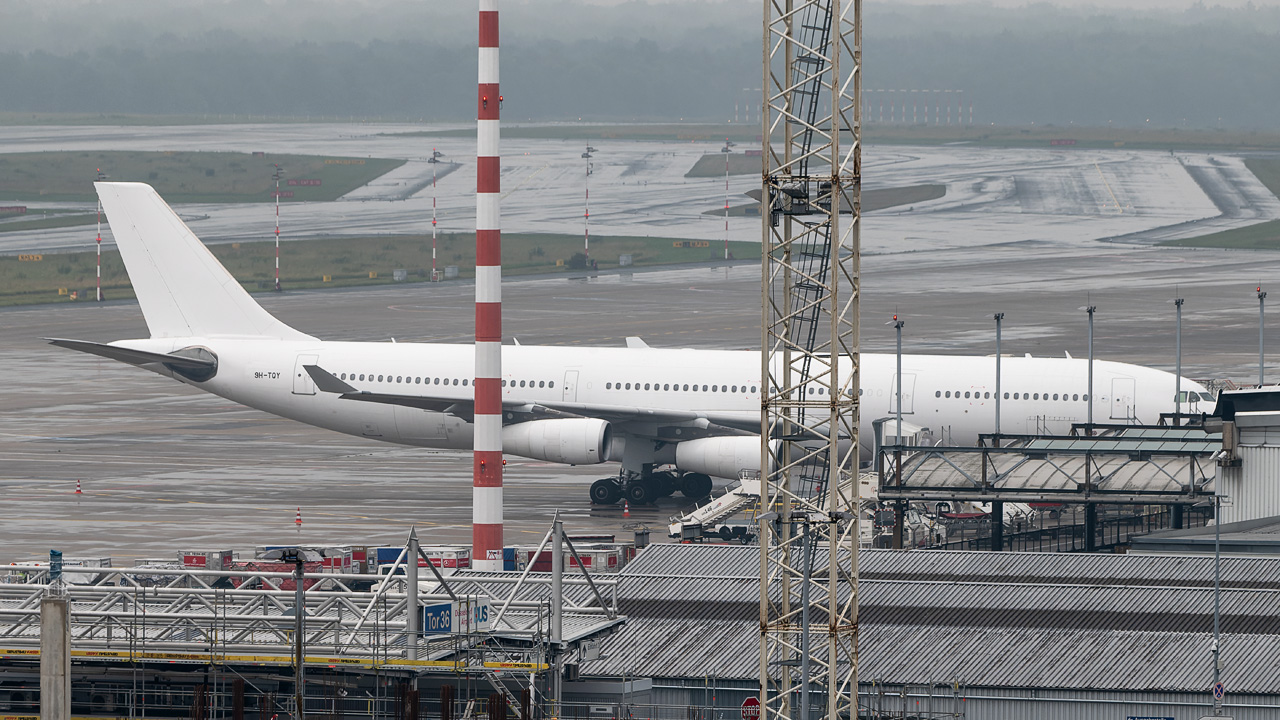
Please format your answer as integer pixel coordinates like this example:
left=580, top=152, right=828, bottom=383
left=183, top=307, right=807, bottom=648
left=96, top=182, right=313, bottom=340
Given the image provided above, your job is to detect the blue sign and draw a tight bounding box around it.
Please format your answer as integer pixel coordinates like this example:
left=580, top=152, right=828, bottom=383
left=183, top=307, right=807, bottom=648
left=1125, top=716, right=1173, bottom=720
left=422, top=602, right=454, bottom=635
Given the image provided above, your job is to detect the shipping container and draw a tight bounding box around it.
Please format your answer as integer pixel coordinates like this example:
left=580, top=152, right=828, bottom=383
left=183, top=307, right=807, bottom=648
left=374, top=545, right=471, bottom=573
left=510, top=545, right=621, bottom=573
left=318, top=546, right=353, bottom=574
left=179, top=550, right=233, bottom=571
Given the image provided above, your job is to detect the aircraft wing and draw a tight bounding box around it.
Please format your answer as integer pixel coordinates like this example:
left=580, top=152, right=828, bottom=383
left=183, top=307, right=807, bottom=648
left=304, top=364, right=755, bottom=439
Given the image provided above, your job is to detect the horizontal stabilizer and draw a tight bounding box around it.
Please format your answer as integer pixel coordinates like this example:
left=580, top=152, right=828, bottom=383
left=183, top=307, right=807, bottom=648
left=46, top=338, right=215, bottom=369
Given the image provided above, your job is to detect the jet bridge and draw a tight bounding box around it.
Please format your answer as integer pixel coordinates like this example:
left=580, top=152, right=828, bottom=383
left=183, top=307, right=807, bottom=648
left=877, top=424, right=1220, bottom=552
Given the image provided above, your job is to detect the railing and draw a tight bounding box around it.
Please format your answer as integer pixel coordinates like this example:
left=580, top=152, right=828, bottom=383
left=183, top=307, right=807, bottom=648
left=0, top=564, right=616, bottom=664
left=930, top=505, right=1213, bottom=553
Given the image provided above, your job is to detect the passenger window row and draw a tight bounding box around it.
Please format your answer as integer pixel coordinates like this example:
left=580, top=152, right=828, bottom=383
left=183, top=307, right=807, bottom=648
left=606, top=382, right=758, bottom=393
left=935, top=390, right=1090, bottom=401
left=336, top=373, right=554, bottom=390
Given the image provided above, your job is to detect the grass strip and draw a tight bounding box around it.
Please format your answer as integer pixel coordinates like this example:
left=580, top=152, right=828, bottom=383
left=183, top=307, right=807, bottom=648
left=0, top=232, right=760, bottom=308
left=0, top=151, right=405, bottom=204
left=1159, top=219, right=1280, bottom=250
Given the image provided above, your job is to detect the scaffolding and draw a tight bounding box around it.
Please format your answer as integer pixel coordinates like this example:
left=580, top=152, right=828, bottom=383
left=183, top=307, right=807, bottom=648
left=0, top=535, right=621, bottom=718
left=759, top=1, right=861, bottom=720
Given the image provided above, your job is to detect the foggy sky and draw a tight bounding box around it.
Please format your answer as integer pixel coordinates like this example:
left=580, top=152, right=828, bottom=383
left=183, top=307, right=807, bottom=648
left=3, top=0, right=1280, bottom=128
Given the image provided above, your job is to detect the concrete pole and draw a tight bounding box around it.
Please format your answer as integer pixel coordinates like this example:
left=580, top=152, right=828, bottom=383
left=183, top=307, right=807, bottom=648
left=407, top=528, right=420, bottom=660
left=40, top=595, right=71, bottom=720
left=551, top=517, right=564, bottom=717
left=994, top=313, right=1004, bottom=443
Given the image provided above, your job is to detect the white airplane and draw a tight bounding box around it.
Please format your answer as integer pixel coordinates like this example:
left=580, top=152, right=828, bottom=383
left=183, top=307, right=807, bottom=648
left=51, top=183, right=1214, bottom=505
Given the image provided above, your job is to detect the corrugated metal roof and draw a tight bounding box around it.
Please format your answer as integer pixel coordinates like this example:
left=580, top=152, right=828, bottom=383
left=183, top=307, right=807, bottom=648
left=626, top=545, right=1280, bottom=590
left=579, top=544, right=1280, bottom=692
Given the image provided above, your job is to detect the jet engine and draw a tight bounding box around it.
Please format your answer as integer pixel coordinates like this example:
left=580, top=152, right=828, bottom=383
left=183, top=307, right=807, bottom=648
left=675, top=436, right=774, bottom=479
left=502, top=418, right=612, bottom=465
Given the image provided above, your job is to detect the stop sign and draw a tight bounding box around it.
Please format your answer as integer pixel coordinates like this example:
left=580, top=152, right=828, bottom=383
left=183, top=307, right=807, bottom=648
left=741, top=697, right=760, bottom=720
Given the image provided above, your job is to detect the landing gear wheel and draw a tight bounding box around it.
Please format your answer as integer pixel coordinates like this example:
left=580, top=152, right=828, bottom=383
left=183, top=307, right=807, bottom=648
left=626, top=479, right=656, bottom=505
left=653, top=471, right=679, bottom=497
left=680, top=473, right=713, bottom=499
left=590, top=478, right=622, bottom=505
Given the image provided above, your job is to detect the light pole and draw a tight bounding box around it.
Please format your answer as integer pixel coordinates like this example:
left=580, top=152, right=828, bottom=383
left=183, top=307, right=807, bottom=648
left=1081, top=305, right=1096, bottom=434
left=95, top=169, right=107, bottom=302
left=1212, top=491, right=1224, bottom=717
left=273, top=164, right=285, bottom=292
left=891, top=315, right=904, bottom=444
left=890, top=315, right=905, bottom=551
left=994, top=313, right=1004, bottom=443
left=430, top=149, right=443, bottom=281
left=723, top=138, right=735, bottom=261
left=582, top=146, right=596, bottom=264
left=1173, top=297, right=1184, bottom=425
left=1259, top=286, right=1267, bottom=386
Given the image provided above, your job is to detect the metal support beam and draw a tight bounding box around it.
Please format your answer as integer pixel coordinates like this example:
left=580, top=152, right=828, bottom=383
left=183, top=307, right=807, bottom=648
left=551, top=517, right=564, bottom=718
left=989, top=501, right=1004, bottom=552
left=1084, top=504, right=1098, bottom=553
left=892, top=501, right=905, bottom=550
left=1173, top=504, right=1186, bottom=530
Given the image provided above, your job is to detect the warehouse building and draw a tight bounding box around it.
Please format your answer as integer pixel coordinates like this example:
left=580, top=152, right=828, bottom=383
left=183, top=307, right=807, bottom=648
left=474, top=544, right=1280, bottom=720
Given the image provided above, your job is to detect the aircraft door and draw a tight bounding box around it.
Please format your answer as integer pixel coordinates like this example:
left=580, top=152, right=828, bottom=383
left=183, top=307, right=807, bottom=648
left=292, top=354, right=319, bottom=395
left=889, top=373, right=916, bottom=414
left=563, top=370, right=579, bottom=402
left=1110, top=377, right=1136, bottom=420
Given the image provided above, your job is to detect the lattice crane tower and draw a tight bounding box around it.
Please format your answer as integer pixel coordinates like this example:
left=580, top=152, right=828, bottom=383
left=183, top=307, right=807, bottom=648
left=758, top=0, right=861, bottom=719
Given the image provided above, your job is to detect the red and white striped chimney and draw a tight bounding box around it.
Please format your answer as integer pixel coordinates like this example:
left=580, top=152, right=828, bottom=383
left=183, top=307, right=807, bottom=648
left=473, top=0, right=504, bottom=571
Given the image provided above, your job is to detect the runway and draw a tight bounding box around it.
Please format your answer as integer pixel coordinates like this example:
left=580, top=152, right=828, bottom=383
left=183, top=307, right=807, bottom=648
left=1, top=124, right=1278, bottom=256
left=3, top=235, right=1279, bottom=561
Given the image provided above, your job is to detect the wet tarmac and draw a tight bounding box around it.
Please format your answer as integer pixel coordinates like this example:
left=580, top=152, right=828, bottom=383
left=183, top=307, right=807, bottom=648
left=3, top=240, right=1279, bottom=561
left=2, top=123, right=1280, bottom=562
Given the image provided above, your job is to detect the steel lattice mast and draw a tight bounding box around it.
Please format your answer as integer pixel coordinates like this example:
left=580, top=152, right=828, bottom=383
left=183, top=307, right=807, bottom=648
left=759, top=0, right=861, bottom=719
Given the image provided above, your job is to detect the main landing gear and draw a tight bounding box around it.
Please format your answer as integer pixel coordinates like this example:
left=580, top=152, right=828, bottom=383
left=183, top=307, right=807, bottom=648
left=590, top=469, right=714, bottom=506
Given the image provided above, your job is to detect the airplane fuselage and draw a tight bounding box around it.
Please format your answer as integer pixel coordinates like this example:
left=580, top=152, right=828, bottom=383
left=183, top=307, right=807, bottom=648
left=118, top=336, right=1211, bottom=459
